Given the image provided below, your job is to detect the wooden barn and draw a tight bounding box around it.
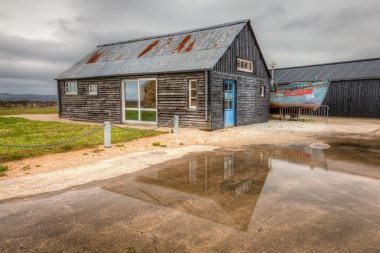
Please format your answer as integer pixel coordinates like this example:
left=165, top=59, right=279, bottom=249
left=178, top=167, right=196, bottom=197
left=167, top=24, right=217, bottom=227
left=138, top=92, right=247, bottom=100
left=56, top=20, right=271, bottom=130
left=274, top=58, right=380, bottom=118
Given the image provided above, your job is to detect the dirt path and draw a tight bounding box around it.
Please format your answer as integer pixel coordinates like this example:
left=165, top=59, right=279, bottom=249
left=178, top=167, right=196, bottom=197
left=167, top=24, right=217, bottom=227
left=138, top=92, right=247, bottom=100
left=1, top=114, right=379, bottom=181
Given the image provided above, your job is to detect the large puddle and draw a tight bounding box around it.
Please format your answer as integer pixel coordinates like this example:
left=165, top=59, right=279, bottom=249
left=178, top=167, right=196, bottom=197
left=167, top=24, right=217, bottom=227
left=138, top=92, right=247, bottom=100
left=0, top=144, right=379, bottom=252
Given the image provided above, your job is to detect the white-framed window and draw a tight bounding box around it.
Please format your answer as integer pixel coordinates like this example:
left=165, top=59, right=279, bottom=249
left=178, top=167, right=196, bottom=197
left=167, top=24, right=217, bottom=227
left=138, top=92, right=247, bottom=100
left=260, top=85, right=265, bottom=98
left=188, top=79, right=197, bottom=109
left=64, top=81, right=77, bottom=95
left=88, top=84, right=98, bottom=95
left=237, top=58, right=254, bottom=73
left=123, top=78, right=157, bottom=123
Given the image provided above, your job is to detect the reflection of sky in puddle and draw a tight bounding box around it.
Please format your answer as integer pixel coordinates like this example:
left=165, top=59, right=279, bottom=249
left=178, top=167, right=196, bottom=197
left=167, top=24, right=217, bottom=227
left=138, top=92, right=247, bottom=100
left=104, top=144, right=380, bottom=231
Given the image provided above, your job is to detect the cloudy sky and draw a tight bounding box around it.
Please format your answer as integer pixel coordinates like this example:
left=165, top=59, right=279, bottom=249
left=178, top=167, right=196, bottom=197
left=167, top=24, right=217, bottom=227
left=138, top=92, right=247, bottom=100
left=1, top=0, right=379, bottom=94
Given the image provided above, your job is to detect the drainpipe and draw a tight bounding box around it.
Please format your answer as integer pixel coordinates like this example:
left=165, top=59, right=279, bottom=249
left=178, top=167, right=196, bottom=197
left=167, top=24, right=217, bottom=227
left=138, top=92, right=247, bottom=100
left=205, top=70, right=208, bottom=121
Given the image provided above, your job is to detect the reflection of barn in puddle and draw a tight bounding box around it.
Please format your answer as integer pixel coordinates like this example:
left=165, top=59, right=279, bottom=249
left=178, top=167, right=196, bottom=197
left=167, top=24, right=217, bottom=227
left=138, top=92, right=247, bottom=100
left=103, top=149, right=271, bottom=231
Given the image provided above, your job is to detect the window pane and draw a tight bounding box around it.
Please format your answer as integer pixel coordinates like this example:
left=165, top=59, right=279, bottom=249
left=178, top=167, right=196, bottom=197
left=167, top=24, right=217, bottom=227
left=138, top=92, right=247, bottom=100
left=139, top=80, right=156, bottom=109
left=191, top=89, right=196, bottom=97
left=125, top=110, right=139, bottom=120
left=190, top=80, right=197, bottom=89
left=125, top=80, right=138, bottom=108
left=190, top=98, right=197, bottom=107
left=140, top=110, right=156, bottom=122
left=71, top=83, right=77, bottom=92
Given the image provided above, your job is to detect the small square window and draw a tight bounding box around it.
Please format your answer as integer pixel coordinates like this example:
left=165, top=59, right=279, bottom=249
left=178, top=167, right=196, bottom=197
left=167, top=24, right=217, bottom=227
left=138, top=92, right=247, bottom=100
left=88, top=84, right=98, bottom=95
left=64, top=81, right=77, bottom=95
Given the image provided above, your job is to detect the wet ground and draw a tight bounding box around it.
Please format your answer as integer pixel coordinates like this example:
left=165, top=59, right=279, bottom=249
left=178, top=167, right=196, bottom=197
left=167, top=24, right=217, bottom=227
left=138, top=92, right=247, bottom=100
left=0, top=142, right=379, bottom=253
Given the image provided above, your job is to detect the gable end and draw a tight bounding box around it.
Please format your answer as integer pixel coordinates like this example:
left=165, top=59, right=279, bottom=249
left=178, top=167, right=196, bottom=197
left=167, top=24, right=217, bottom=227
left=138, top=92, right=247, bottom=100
left=213, top=21, right=270, bottom=80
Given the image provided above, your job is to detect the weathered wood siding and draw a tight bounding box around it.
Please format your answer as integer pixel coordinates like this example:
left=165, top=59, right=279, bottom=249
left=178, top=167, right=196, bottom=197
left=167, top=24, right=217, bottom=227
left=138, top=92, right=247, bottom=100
left=323, top=79, right=380, bottom=118
left=157, top=71, right=211, bottom=129
left=213, top=24, right=270, bottom=80
left=58, top=78, right=122, bottom=123
left=210, top=71, right=270, bottom=130
left=58, top=72, right=211, bottom=128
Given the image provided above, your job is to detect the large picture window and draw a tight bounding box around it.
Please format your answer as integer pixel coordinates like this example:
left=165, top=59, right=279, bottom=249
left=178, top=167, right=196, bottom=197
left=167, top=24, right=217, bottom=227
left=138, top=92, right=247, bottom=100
left=123, top=79, right=156, bottom=122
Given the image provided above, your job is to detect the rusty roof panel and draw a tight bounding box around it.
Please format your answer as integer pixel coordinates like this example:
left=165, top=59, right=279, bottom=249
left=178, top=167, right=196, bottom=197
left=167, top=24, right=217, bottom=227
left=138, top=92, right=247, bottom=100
left=174, top=34, right=192, bottom=53
left=138, top=39, right=160, bottom=58
left=185, top=38, right=196, bottom=52
left=57, top=20, right=248, bottom=79
left=86, top=49, right=104, bottom=64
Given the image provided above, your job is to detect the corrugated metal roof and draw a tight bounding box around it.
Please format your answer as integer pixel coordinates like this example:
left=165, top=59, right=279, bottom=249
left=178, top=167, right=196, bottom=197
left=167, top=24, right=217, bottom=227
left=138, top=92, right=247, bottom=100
left=57, top=20, right=249, bottom=80
left=274, top=58, right=380, bottom=84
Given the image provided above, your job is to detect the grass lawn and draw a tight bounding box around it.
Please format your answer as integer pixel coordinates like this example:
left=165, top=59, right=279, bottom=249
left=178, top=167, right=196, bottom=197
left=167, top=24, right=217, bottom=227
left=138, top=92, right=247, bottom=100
left=0, top=117, right=165, bottom=163
left=0, top=107, right=58, bottom=116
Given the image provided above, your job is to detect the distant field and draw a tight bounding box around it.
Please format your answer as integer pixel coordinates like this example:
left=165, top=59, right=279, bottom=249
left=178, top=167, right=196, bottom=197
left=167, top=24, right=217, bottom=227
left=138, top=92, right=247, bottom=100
left=0, top=117, right=164, bottom=164
left=0, top=107, right=58, bottom=116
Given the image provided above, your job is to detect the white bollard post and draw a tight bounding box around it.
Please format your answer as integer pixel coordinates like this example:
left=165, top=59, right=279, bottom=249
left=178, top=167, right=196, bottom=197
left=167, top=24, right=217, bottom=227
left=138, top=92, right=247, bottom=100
left=104, top=122, right=111, bottom=148
left=173, top=115, right=179, bottom=134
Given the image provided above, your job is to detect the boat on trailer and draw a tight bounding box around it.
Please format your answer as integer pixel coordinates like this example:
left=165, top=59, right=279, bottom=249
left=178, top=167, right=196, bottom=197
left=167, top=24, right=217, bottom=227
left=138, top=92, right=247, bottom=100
left=270, top=79, right=331, bottom=109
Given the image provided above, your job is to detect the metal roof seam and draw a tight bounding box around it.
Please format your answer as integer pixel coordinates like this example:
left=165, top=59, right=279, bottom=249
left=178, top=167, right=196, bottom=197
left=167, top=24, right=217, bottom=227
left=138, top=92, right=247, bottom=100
left=97, top=19, right=249, bottom=47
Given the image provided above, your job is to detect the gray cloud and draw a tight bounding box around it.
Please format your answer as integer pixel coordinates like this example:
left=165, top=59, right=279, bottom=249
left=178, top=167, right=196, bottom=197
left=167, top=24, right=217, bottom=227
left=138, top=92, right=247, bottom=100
left=0, top=0, right=379, bottom=94
left=0, top=33, right=76, bottom=63
left=0, top=78, right=54, bottom=94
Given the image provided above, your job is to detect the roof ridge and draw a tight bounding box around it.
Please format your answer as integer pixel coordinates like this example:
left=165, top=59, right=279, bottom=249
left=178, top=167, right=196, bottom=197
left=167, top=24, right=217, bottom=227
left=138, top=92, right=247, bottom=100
left=274, top=57, right=380, bottom=71
left=97, top=19, right=250, bottom=47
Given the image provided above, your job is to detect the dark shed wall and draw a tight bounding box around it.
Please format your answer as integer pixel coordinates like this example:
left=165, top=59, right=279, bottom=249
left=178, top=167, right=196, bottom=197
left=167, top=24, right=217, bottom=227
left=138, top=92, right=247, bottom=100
left=157, top=71, right=211, bottom=129
left=58, top=78, right=122, bottom=123
left=213, top=24, right=270, bottom=80
left=210, top=71, right=270, bottom=130
left=323, top=79, right=380, bottom=118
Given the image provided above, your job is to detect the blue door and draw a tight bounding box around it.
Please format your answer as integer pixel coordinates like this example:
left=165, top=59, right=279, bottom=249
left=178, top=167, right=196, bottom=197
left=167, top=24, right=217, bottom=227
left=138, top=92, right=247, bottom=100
left=224, top=80, right=235, bottom=127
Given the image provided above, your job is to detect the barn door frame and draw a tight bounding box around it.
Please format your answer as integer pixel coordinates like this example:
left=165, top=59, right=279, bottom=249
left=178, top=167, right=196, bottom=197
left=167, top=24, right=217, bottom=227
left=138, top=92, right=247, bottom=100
left=223, top=79, right=236, bottom=127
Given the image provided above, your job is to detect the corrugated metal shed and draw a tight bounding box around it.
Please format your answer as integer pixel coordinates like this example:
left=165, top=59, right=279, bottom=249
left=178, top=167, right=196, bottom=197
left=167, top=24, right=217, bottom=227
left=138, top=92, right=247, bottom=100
left=57, top=20, right=249, bottom=80
left=274, top=58, right=380, bottom=84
